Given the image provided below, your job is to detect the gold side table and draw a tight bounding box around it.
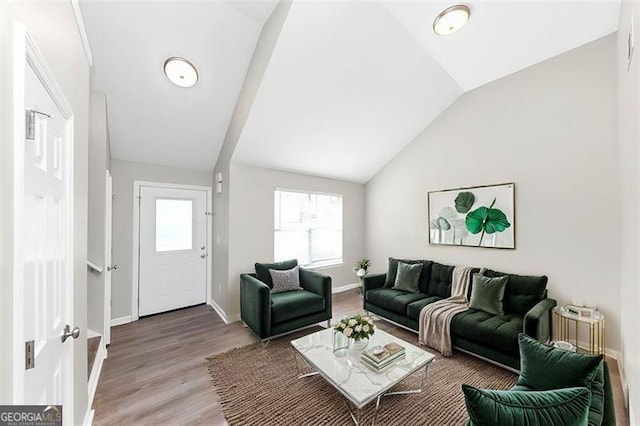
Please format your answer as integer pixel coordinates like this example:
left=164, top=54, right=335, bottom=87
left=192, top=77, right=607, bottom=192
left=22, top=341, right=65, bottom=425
left=553, top=306, right=605, bottom=355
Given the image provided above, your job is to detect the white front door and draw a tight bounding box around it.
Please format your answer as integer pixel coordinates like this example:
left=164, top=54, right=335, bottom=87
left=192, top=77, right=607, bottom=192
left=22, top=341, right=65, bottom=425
left=22, top=59, right=74, bottom=411
left=138, top=186, right=207, bottom=316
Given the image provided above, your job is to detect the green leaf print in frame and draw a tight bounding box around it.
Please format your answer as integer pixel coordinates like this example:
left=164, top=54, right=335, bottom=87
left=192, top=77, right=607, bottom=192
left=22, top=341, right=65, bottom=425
left=427, top=183, right=515, bottom=249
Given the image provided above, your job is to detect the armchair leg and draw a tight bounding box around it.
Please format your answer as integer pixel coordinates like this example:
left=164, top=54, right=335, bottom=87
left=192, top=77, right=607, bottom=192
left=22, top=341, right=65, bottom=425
left=326, top=320, right=331, bottom=328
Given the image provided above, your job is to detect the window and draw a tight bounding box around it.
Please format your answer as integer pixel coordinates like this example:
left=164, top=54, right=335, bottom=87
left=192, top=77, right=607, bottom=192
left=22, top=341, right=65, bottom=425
left=155, top=199, right=193, bottom=252
left=274, top=190, right=343, bottom=267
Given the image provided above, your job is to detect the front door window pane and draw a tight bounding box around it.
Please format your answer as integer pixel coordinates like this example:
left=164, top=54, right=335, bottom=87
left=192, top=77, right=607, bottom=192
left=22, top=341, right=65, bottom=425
left=156, top=199, right=193, bottom=252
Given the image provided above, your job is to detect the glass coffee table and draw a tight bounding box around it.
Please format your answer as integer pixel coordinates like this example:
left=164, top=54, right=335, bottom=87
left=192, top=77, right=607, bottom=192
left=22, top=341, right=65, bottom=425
left=290, top=328, right=435, bottom=425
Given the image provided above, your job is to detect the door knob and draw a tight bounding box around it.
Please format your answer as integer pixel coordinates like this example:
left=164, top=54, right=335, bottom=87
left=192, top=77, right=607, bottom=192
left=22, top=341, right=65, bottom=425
left=107, top=265, right=117, bottom=271
left=200, top=254, right=206, bottom=259
left=201, top=246, right=206, bottom=250
left=61, top=325, right=80, bottom=342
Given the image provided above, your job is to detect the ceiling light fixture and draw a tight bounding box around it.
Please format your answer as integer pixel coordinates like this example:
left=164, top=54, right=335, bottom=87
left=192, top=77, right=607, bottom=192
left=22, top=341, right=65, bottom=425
left=433, top=5, right=470, bottom=36
left=163, top=57, right=198, bottom=88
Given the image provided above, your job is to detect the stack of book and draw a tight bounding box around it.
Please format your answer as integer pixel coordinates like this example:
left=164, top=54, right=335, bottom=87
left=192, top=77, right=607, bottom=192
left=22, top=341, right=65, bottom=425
left=361, top=342, right=406, bottom=371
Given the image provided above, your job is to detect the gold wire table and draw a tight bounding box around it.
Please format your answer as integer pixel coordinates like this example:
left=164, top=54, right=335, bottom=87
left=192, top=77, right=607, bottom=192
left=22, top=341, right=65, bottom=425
left=553, top=306, right=605, bottom=355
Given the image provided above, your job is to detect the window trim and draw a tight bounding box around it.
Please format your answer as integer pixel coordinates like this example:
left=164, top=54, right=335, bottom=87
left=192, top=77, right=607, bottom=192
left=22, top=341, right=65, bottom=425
left=274, top=188, right=344, bottom=268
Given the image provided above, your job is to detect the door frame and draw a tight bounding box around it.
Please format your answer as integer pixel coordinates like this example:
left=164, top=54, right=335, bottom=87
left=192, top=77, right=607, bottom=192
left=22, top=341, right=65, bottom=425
left=104, top=169, right=112, bottom=345
left=10, top=23, right=75, bottom=415
left=131, top=181, right=212, bottom=321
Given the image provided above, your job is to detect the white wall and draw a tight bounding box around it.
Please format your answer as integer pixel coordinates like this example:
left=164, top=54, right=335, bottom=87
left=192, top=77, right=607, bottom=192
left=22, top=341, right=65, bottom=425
left=0, top=1, right=91, bottom=421
left=366, top=35, right=621, bottom=353
left=109, top=159, right=212, bottom=320
left=225, top=163, right=365, bottom=318
left=617, top=1, right=639, bottom=423
left=212, top=1, right=292, bottom=314
left=87, top=92, right=111, bottom=336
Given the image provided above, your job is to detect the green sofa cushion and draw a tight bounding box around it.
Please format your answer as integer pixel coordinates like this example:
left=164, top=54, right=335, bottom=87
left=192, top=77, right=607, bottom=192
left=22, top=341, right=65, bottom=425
left=392, top=262, right=423, bottom=293
left=255, top=259, right=298, bottom=288
left=365, top=288, right=429, bottom=316
left=483, top=269, right=547, bottom=315
left=517, top=334, right=605, bottom=426
left=406, top=295, right=445, bottom=320
left=270, top=290, right=325, bottom=324
left=427, top=262, right=454, bottom=298
left=463, top=384, right=591, bottom=426
left=384, top=258, right=433, bottom=293
left=469, top=274, right=508, bottom=315
left=451, top=310, right=523, bottom=356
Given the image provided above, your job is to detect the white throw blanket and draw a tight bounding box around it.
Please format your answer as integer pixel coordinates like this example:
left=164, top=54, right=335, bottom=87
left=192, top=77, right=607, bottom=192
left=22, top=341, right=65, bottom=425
left=418, top=266, right=474, bottom=356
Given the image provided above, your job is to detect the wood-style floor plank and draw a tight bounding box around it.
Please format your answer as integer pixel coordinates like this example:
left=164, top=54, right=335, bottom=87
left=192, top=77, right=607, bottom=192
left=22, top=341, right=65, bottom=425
left=93, top=291, right=629, bottom=425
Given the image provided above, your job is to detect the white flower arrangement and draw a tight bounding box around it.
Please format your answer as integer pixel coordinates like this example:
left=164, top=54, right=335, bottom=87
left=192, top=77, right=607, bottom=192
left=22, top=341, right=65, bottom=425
left=334, top=314, right=375, bottom=341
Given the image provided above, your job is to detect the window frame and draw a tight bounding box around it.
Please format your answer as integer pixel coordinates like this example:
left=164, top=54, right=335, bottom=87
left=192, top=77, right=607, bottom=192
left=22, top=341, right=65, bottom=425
left=274, top=188, right=344, bottom=269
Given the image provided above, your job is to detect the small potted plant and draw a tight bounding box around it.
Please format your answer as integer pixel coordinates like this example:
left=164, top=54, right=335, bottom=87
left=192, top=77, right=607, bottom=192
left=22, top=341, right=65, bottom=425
left=353, top=258, right=370, bottom=276
left=334, top=314, right=375, bottom=350
left=353, top=259, right=370, bottom=295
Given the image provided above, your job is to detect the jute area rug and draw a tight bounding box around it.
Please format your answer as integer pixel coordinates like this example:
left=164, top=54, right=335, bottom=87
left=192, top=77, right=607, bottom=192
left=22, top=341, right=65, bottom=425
left=206, top=326, right=517, bottom=425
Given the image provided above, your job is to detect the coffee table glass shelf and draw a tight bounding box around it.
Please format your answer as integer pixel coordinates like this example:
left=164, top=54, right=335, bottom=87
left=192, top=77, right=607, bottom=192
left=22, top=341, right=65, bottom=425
left=553, top=306, right=605, bottom=355
left=290, top=328, right=435, bottom=425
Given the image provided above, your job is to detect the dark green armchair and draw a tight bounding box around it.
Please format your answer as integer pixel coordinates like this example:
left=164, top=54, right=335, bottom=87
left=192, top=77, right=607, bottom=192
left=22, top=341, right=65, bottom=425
left=463, top=333, right=616, bottom=426
left=240, top=268, right=332, bottom=340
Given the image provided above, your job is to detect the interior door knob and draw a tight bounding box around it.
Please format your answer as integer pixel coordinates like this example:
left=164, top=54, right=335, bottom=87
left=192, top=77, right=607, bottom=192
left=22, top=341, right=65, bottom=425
left=61, top=324, right=80, bottom=342
left=107, top=264, right=117, bottom=271
left=200, top=254, right=206, bottom=259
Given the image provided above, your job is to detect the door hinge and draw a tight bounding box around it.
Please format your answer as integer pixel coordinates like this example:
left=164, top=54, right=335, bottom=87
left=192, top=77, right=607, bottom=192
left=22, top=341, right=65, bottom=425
left=25, top=109, right=53, bottom=140
left=25, top=340, right=35, bottom=370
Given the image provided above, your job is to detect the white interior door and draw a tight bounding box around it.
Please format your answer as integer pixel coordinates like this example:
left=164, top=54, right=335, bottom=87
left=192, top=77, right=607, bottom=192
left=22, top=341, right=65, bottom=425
left=22, top=59, right=74, bottom=410
left=138, top=186, right=207, bottom=316
left=104, top=170, right=112, bottom=345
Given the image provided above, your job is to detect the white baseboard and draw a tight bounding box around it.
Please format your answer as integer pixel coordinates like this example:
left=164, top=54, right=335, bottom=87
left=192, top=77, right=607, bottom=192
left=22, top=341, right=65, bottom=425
left=618, top=357, right=629, bottom=407
left=332, top=283, right=360, bottom=294
left=87, top=329, right=100, bottom=338
left=208, top=299, right=241, bottom=324
left=86, top=334, right=106, bottom=426
left=111, top=316, right=132, bottom=327
left=83, top=408, right=94, bottom=426
left=208, top=299, right=230, bottom=324
left=568, top=339, right=619, bottom=360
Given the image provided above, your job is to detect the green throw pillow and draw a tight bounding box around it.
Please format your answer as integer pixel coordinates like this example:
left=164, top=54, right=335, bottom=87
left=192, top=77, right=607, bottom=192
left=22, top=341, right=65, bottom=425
left=469, top=274, right=508, bottom=315
left=392, top=262, right=423, bottom=293
left=463, top=384, right=591, bottom=426
left=517, top=333, right=605, bottom=426
left=255, top=259, right=298, bottom=288
left=384, top=258, right=425, bottom=288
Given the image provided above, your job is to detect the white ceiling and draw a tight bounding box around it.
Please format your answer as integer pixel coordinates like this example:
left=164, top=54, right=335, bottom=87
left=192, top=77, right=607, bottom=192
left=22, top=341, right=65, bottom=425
left=233, top=0, right=620, bottom=183
left=233, top=1, right=462, bottom=182
left=383, top=1, right=621, bottom=91
left=81, top=1, right=620, bottom=181
left=80, top=1, right=278, bottom=171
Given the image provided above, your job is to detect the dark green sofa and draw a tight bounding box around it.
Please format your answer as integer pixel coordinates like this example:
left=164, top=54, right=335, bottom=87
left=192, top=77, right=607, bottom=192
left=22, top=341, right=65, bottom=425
left=240, top=268, right=332, bottom=340
left=363, top=259, right=557, bottom=371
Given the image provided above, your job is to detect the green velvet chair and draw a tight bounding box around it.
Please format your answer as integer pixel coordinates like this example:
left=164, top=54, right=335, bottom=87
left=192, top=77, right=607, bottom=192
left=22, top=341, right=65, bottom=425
left=240, top=261, right=332, bottom=341
left=463, top=334, right=616, bottom=426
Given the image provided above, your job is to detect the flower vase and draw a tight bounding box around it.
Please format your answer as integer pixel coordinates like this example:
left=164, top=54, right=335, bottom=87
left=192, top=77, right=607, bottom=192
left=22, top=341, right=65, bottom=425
left=333, top=330, right=350, bottom=358
left=352, top=337, right=369, bottom=350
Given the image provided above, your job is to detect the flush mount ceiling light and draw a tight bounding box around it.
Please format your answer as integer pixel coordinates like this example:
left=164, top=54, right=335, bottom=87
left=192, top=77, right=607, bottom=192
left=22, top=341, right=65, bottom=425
left=163, top=57, right=198, bottom=88
left=433, top=5, right=470, bottom=36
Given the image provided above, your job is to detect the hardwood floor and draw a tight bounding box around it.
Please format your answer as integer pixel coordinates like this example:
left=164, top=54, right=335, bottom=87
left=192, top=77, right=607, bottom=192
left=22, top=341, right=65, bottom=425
left=93, top=291, right=629, bottom=425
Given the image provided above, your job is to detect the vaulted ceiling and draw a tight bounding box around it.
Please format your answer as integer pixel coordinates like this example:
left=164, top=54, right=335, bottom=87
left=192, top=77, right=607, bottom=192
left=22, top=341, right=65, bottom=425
left=81, top=1, right=620, bottom=182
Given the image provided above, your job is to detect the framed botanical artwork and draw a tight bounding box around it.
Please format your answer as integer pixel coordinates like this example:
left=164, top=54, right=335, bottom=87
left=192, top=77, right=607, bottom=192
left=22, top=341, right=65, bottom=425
left=427, top=182, right=515, bottom=249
